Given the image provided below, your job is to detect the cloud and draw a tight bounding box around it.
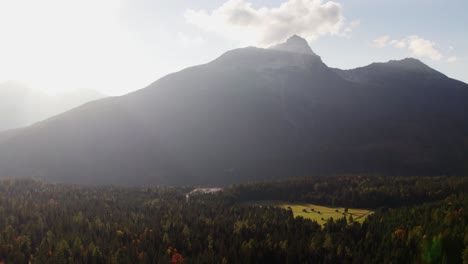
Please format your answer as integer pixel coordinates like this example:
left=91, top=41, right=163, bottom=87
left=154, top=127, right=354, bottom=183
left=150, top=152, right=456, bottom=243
left=447, top=56, right=457, bottom=63
left=372, top=35, right=390, bottom=48
left=185, top=0, right=354, bottom=46
left=344, top=20, right=360, bottom=34
left=391, top=39, right=406, bottom=49
left=403, top=36, right=443, bottom=61
left=373, top=35, right=445, bottom=61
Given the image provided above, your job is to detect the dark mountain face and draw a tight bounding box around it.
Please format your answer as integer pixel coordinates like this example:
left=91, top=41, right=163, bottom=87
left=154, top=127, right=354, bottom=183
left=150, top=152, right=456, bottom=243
left=0, top=36, right=467, bottom=185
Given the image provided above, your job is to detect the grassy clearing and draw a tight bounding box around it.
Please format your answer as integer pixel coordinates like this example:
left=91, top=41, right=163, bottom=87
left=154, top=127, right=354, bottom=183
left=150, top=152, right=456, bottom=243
left=249, top=201, right=373, bottom=226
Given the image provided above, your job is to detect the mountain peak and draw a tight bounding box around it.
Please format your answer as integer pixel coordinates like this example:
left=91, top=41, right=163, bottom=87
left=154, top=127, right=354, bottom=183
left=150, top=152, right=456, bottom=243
left=269, top=35, right=318, bottom=56
left=375, top=57, right=445, bottom=76
left=388, top=58, right=425, bottom=66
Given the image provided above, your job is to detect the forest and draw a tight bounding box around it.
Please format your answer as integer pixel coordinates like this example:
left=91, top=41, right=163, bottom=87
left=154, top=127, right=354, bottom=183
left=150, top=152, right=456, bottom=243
left=0, top=176, right=466, bottom=263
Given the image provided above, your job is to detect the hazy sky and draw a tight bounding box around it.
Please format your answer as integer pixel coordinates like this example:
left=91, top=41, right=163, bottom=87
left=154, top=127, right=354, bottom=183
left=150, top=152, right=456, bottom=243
left=0, top=0, right=467, bottom=95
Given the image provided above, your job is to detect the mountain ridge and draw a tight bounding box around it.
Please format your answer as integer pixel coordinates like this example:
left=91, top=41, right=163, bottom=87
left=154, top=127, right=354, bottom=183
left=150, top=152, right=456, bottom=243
left=0, top=35, right=467, bottom=185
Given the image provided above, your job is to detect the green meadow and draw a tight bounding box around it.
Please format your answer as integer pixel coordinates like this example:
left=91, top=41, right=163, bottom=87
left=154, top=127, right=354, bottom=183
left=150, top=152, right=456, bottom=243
left=250, top=201, right=373, bottom=226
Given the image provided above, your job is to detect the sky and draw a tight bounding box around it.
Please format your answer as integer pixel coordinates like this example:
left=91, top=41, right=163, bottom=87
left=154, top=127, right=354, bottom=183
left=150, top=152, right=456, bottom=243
left=0, top=0, right=467, bottom=95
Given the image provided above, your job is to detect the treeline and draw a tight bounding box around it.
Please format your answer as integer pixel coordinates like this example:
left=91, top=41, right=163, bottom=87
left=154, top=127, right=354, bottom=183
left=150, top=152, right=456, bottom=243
left=0, top=177, right=466, bottom=263
left=223, top=175, right=468, bottom=208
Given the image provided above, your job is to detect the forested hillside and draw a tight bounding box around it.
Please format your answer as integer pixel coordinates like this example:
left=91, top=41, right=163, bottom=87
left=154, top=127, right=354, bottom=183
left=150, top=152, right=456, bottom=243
left=0, top=176, right=466, bottom=263
left=225, top=175, right=468, bottom=208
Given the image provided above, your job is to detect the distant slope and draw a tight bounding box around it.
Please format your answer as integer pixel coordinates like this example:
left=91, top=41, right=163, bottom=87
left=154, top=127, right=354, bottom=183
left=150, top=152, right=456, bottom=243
left=0, top=128, right=22, bottom=145
left=0, top=81, right=105, bottom=131
left=0, top=36, right=467, bottom=185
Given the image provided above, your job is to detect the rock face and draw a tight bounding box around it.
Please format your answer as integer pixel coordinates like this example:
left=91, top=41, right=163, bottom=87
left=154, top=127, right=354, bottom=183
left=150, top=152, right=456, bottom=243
left=0, top=35, right=467, bottom=185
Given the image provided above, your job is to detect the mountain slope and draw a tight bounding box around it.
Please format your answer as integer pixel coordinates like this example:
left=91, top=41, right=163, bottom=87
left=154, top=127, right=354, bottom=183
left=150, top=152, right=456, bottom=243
left=0, top=36, right=467, bottom=185
left=0, top=81, right=105, bottom=131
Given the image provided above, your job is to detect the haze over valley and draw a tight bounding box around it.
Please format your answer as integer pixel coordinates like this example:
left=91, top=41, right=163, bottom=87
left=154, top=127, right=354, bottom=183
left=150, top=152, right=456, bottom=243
left=0, top=81, right=105, bottom=131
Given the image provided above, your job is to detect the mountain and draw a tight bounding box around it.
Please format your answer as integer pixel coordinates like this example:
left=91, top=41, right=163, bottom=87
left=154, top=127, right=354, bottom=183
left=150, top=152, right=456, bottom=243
left=0, top=81, right=105, bottom=131
left=269, top=34, right=319, bottom=56
left=0, top=36, right=467, bottom=185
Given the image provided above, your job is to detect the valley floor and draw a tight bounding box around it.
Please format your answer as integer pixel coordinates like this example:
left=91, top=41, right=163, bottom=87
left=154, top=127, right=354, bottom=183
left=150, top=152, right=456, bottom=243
left=0, top=175, right=466, bottom=263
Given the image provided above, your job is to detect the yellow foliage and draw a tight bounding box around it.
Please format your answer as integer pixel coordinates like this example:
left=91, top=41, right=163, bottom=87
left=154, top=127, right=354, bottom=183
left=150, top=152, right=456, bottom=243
left=116, top=230, right=125, bottom=237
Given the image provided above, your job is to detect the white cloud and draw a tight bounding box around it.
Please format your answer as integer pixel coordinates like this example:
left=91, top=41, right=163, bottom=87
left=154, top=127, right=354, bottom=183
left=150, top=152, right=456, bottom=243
left=376, top=35, right=444, bottom=61
left=391, top=39, right=406, bottom=49
left=372, top=35, right=390, bottom=48
left=185, top=0, right=354, bottom=46
left=404, top=36, right=443, bottom=61
left=447, top=56, right=457, bottom=63
left=344, top=20, right=360, bottom=34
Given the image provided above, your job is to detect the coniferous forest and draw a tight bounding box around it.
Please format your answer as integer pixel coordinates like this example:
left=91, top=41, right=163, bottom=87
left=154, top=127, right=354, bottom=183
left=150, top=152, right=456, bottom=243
left=0, top=176, right=466, bottom=263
